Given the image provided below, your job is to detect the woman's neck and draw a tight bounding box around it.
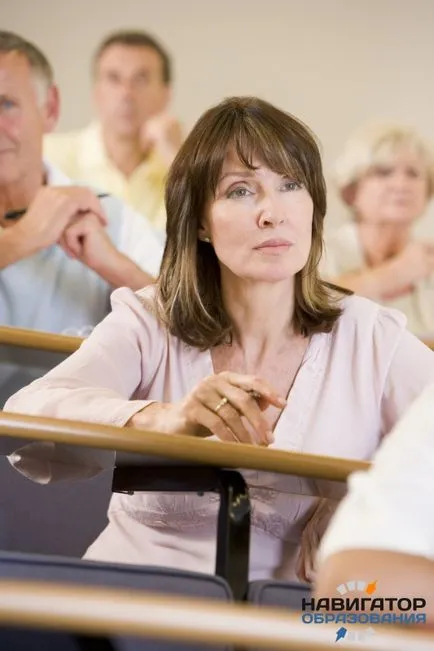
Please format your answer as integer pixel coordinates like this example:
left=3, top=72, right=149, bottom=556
left=357, top=219, right=412, bottom=267
left=220, top=278, right=297, bottom=366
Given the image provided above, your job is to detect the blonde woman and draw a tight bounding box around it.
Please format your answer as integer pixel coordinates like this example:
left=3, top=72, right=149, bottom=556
left=322, top=125, right=434, bottom=337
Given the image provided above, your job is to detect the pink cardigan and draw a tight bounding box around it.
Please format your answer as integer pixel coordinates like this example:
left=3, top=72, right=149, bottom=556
left=5, top=286, right=434, bottom=580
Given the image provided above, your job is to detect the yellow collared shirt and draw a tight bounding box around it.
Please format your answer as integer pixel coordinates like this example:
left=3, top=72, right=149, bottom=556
left=44, top=122, right=167, bottom=233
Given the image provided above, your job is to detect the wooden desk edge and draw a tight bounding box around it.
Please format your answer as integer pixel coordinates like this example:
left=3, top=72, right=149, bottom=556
left=0, top=326, right=82, bottom=354
left=0, top=579, right=432, bottom=651
left=0, top=411, right=370, bottom=481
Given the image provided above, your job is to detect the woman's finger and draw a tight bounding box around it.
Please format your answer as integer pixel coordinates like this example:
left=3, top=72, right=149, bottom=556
left=190, top=402, right=241, bottom=444
left=196, top=380, right=268, bottom=445
left=214, top=381, right=271, bottom=445
left=220, top=372, right=287, bottom=409
left=194, top=387, right=257, bottom=444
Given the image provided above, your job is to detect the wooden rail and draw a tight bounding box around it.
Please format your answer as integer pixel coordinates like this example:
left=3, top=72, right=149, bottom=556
left=0, top=580, right=432, bottom=651
left=0, top=411, right=370, bottom=481
left=0, top=325, right=82, bottom=354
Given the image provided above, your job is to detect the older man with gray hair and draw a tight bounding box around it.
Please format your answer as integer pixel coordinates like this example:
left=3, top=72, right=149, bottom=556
left=0, top=31, right=164, bottom=401
left=0, top=30, right=163, bottom=334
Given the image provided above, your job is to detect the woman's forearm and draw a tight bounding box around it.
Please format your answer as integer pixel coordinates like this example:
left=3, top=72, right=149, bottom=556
left=332, top=258, right=410, bottom=300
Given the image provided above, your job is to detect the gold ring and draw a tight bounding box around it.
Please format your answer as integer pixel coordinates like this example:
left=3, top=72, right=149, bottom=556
left=214, top=396, right=229, bottom=413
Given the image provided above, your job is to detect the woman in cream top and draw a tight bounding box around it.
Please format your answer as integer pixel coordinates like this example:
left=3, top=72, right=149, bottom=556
left=322, top=124, right=434, bottom=338
left=5, top=98, right=434, bottom=583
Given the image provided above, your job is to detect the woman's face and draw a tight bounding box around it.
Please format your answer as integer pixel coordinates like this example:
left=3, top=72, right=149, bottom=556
left=202, top=150, right=314, bottom=284
left=352, top=148, right=429, bottom=225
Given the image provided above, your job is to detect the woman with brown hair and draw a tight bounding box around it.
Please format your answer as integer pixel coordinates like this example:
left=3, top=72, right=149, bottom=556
left=5, top=97, right=434, bottom=583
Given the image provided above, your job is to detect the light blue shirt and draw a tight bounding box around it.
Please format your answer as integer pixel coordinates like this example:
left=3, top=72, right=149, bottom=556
left=0, top=163, right=164, bottom=404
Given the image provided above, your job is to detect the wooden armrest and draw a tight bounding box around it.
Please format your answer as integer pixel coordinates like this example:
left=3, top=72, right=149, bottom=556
left=0, top=326, right=82, bottom=354
left=0, top=411, right=369, bottom=481
left=0, top=579, right=432, bottom=651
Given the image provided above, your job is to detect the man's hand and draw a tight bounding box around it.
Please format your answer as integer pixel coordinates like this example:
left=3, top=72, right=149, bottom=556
left=60, top=212, right=122, bottom=273
left=60, top=213, right=154, bottom=290
left=140, top=111, right=183, bottom=167
left=13, top=186, right=107, bottom=256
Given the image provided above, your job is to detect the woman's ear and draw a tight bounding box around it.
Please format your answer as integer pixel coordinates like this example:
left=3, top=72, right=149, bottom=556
left=198, top=231, right=211, bottom=243
left=341, top=182, right=358, bottom=207
left=198, top=222, right=211, bottom=243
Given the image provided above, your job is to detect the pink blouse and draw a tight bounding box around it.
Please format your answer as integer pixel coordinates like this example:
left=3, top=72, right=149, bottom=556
left=5, top=286, right=434, bottom=581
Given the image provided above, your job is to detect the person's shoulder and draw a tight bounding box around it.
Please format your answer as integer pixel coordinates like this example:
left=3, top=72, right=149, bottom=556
left=44, top=128, right=85, bottom=158
left=112, top=284, right=169, bottom=330
left=339, top=293, right=407, bottom=327
left=103, top=286, right=169, bottom=352
left=134, top=284, right=159, bottom=316
left=43, top=124, right=99, bottom=169
left=110, top=285, right=158, bottom=319
left=326, top=221, right=358, bottom=246
left=321, top=221, right=361, bottom=277
left=44, top=123, right=96, bottom=148
left=336, top=294, right=407, bottom=339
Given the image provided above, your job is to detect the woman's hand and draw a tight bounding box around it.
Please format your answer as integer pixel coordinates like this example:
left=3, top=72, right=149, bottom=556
left=388, top=240, right=434, bottom=290
left=332, top=240, right=434, bottom=301
left=128, top=371, right=287, bottom=446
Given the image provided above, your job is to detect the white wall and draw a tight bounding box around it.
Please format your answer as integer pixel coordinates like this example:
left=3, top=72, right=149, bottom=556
left=4, top=0, right=434, bottom=231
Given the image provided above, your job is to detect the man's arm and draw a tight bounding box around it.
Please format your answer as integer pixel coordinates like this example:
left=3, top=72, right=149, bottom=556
left=331, top=262, right=404, bottom=300
left=91, top=249, right=154, bottom=290
left=60, top=213, right=156, bottom=291
left=1, top=186, right=108, bottom=271
left=0, top=226, right=34, bottom=270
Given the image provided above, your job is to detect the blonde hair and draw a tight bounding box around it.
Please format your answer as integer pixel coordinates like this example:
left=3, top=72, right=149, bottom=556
left=335, top=124, right=434, bottom=205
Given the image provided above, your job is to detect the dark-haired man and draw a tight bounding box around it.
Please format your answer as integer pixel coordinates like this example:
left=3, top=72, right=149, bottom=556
left=45, top=30, right=182, bottom=235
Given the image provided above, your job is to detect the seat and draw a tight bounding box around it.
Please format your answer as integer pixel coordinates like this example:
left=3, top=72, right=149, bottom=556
left=0, top=550, right=233, bottom=651
left=0, top=340, right=111, bottom=558
left=0, top=460, right=111, bottom=556
left=248, top=579, right=311, bottom=610
left=0, top=343, right=69, bottom=408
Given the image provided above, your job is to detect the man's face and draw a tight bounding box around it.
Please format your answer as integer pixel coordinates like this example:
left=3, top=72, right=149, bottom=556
left=93, top=44, right=170, bottom=138
left=0, top=51, right=54, bottom=186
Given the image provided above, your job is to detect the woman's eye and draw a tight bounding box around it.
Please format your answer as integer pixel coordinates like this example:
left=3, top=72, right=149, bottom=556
left=0, top=98, right=16, bottom=111
left=227, top=186, right=251, bottom=199
left=373, top=166, right=392, bottom=177
left=282, top=180, right=302, bottom=191
left=406, top=168, right=422, bottom=178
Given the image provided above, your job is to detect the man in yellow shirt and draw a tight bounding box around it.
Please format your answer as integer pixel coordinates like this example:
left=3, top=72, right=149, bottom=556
left=44, top=30, right=182, bottom=236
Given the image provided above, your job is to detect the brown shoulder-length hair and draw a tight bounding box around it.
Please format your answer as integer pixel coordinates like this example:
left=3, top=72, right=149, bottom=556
left=156, top=96, right=351, bottom=350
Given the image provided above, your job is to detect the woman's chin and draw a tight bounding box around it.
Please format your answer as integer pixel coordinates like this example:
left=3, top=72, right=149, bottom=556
left=240, top=271, right=297, bottom=284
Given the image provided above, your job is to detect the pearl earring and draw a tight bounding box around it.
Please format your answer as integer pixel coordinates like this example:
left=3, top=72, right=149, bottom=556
left=204, top=237, right=211, bottom=243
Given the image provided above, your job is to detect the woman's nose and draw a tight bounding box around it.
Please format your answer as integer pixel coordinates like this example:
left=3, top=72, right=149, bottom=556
left=258, top=196, right=285, bottom=227
left=389, top=171, right=412, bottom=190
